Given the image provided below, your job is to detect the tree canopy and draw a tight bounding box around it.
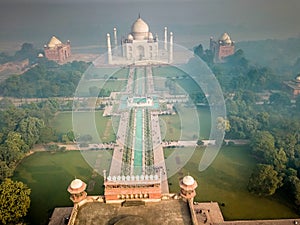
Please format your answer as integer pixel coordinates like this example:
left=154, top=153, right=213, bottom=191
left=0, top=178, right=31, bottom=224
left=0, top=99, right=60, bottom=181
left=248, top=164, right=282, bottom=196
left=0, top=61, right=89, bottom=98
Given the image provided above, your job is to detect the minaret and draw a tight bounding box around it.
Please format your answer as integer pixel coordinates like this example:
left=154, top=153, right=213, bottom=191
left=113, top=28, right=117, bottom=48
left=164, top=27, right=168, bottom=50
left=169, top=32, right=173, bottom=63
left=107, top=33, right=112, bottom=64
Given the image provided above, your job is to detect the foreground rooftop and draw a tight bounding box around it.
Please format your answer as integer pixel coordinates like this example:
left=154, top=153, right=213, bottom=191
left=73, top=200, right=192, bottom=225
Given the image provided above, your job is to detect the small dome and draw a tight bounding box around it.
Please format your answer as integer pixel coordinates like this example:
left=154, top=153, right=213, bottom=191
left=296, top=75, right=300, bottom=82
left=149, top=32, right=154, bottom=40
left=70, top=179, right=84, bottom=189
left=182, top=175, right=195, bottom=186
left=48, top=36, right=62, bottom=48
left=131, top=17, right=149, bottom=34
left=219, top=32, right=233, bottom=45
left=219, top=32, right=231, bottom=41
left=128, top=34, right=134, bottom=40
left=224, top=38, right=232, bottom=45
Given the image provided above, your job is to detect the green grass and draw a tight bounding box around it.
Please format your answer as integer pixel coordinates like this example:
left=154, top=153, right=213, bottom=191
left=159, top=107, right=211, bottom=141
left=153, top=65, right=201, bottom=94
left=86, top=67, right=129, bottom=79
left=13, top=146, right=299, bottom=224
left=159, top=114, right=181, bottom=141
left=165, top=145, right=299, bottom=220
left=77, top=67, right=129, bottom=96
left=13, top=151, right=112, bottom=225
left=76, top=79, right=127, bottom=96
left=198, top=107, right=211, bottom=139
left=51, top=111, right=116, bottom=143
left=152, top=66, right=187, bottom=78
left=52, top=108, right=210, bottom=144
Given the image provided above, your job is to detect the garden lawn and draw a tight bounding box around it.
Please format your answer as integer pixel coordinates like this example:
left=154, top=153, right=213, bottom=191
left=13, top=145, right=299, bottom=225
left=13, top=150, right=112, bottom=225
left=159, top=107, right=211, bottom=141
left=76, top=79, right=127, bottom=96
left=92, top=67, right=129, bottom=79
left=165, top=145, right=299, bottom=220
left=51, top=111, right=116, bottom=143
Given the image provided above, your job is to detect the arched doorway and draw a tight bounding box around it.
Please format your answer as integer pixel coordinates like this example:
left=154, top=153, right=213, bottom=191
left=137, top=45, right=145, bottom=60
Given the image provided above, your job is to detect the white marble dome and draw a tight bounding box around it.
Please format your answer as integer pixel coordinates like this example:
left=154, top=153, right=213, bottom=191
left=131, top=17, right=149, bottom=33
left=149, top=32, right=154, bottom=40
left=70, top=179, right=84, bottom=189
left=182, top=175, right=195, bottom=186
left=128, top=34, right=134, bottom=40
left=296, top=75, right=300, bottom=82
left=131, top=16, right=150, bottom=40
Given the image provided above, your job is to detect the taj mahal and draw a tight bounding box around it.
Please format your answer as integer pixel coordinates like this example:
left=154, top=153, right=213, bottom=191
left=106, top=14, right=173, bottom=65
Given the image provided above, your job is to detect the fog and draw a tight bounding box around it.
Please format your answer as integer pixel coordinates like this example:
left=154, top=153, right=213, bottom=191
left=0, top=0, right=299, bottom=52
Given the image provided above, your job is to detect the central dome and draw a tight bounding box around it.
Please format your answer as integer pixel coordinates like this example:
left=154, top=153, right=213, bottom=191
left=219, top=32, right=232, bottom=45
left=48, top=36, right=62, bottom=48
left=131, top=17, right=149, bottom=33
left=131, top=15, right=150, bottom=40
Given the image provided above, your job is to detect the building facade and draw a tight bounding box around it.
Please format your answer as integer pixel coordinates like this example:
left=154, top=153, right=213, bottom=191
left=104, top=175, right=162, bottom=202
left=106, top=15, right=173, bottom=65
left=284, top=75, right=300, bottom=97
left=44, top=36, right=71, bottom=63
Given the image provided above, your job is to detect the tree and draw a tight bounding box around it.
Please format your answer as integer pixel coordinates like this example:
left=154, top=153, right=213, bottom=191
left=39, top=127, right=57, bottom=143
left=194, top=44, right=204, bottom=58
left=250, top=131, right=275, bottom=160
left=269, top=92, right=290, bottom=106
left=286, top=175, right=300, bottom=206
left=0, top=178, right=31, bottom=224
left=0, top=98, right=14, bottom=110
left=271, top=148, right=288, bottom=171
left=256, top=112, right=270, bottom=129
left=1, top=132, right=28, bottom=163
left=248, top=164, right=282, bottom=196
left=0, top=161, right=13, bottom=181
left=17, top=116, right=44, bottom=148
left=216, top=117, right=230, bottom=132
left=14, top=43, right=38, bottom=63
left=296, top=95, right=300, bottom=112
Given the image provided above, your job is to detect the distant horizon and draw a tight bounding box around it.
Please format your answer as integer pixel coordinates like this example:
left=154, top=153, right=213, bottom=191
left=0, top=1, right=299, bottom=53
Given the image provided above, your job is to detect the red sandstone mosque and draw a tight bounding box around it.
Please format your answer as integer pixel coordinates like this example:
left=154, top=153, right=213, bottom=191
left=284, top=74, right=300, bottom=97
left=44, top=36, right=71, bottom=63
left=210, top=32, right=235, bottom=63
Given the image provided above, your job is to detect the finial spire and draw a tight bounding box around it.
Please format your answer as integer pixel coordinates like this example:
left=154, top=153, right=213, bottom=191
left=138, top=13, right=141, bottom=18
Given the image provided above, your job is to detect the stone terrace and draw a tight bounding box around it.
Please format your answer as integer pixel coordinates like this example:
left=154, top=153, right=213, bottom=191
left=73, top=200, right=193, bottom=225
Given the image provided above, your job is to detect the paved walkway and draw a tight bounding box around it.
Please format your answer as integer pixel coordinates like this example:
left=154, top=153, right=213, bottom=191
left=151, top=113, right=169, bottom=193
left=104, top=65, right=169, bottom=193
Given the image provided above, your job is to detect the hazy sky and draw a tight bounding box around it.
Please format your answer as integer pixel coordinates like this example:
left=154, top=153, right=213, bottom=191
left=0, top=0, right=299, bottom=52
